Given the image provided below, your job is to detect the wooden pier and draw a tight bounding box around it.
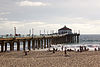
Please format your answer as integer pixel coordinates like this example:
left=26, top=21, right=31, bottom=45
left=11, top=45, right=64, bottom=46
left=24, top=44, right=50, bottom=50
left=0, top=33, right=80, bottom=52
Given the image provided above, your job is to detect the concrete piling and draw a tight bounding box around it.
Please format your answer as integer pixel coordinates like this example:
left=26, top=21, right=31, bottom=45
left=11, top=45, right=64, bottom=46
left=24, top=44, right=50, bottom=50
left=23, top=41, right=26, bottom=51
left=17, top=41, right=20, bottom=51
left=10, top=41, right=14, bottom=51
left=32, top=39, right=35, bottom=50
left=44, top=38, right=46, bottom=48
left=47, top=39, right=49, bottom=48
left=5, top=43, right=7, bottom=52
left=41, top=39, right=43, bottom=49
left=38, top=39, right=40, bottom=49
left=28, top=40, right=31, bottom=51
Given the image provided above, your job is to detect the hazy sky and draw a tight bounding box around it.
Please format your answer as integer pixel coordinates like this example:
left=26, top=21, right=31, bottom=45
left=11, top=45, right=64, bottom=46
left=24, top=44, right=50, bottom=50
left=0, top=0, right=100, bottom=35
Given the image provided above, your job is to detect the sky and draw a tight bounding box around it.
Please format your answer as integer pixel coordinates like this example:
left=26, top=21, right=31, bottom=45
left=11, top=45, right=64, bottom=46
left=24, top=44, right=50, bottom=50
left=0, top=0, right=100, bottom=35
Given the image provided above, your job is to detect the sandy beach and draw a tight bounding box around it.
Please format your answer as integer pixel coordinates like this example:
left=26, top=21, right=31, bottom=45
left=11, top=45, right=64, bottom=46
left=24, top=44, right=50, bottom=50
left=0, top=50, right=100, bottom=67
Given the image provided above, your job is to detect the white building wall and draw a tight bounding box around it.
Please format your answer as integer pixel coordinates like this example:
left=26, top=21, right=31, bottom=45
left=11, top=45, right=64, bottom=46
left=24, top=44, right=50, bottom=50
left=58, top=30, right=72, bottom=34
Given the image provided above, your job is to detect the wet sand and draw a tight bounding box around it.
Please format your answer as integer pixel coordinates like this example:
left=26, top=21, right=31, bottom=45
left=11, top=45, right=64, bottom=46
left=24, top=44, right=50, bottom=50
left=0, top=51, right=100, bottom=67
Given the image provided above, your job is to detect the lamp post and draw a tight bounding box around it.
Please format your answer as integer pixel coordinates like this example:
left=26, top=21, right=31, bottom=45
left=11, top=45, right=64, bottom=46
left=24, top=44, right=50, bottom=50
left=44, top=29, right=45, bottom=35
left=14, top=27, right=16, bottom=37
left=40, top=30, right=41, bottom=35
left=32, top=28, right=34, bottom=37
left=29, top=29, right=31, bottom=36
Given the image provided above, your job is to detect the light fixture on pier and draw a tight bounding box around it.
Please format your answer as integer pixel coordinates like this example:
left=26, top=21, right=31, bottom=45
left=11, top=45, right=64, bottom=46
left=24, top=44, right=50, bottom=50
left=32, top=28, right=34, bottom=36
left=14, top=27, right=16, bottom=36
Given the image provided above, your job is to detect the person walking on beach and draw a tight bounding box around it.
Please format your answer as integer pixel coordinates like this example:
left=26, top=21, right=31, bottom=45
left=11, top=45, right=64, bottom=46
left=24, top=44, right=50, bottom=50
left=24, top=50, right=29, bottom=55
left=53, top=48, right=55, bottom=53
left=61, top=46, right=63, bottom=51
left=64, top=47, right=67, bottom=57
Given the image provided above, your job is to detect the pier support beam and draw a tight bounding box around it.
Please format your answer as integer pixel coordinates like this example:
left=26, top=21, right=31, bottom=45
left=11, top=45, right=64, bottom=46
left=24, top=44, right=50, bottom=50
left=41, top=39, right=43, bottom=49
left=23, top=41, right=26, bottom=51
left=5, top=43, right=7, bottom=52
left=70, top=36, right=72, bottom=43
left=17, top=41, right=20, bottom=51
left=37, top=39, right=40, bottom=49
left=48, top=39, right=51, bottom=48
left=35, top=40, right=38, bottom=48
left=47, top=39, right=49, bottom=48
left=57, top=37, right=61, bottom=44
left=54, top=37, right=57, bottom=45
left=72, top=36, right=74, bottom=43
left=67, top=35, right=71, bottom=43
left=28, top=40, right=31, bottom=51
left=65, top=36, right=68, bottom=43
left=32, top=39, right=35, bottom=50
left=77, top=36, right=79, bottom=43
left=44, top=38, right=46, bottom=48
left=51, top=37, right=54, bottom=45
left=10, top=41, right=14, bottom=51
left=60, top=37, right=63, bottom=44
left=74, top=36, right=76, bottom=43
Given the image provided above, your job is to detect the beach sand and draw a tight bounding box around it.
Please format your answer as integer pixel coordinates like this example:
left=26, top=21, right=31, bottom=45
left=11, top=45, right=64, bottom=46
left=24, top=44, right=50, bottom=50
left=0, top=51, right=100, bottom=67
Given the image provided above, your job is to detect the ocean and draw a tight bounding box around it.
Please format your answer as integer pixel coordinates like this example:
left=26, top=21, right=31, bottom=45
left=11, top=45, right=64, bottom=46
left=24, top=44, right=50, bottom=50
left=80, top=34, right=100, bottom=44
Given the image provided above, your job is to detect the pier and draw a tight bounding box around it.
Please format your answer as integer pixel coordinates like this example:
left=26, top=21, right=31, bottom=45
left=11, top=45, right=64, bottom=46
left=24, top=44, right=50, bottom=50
left=0, top=33, right=80, bottom=52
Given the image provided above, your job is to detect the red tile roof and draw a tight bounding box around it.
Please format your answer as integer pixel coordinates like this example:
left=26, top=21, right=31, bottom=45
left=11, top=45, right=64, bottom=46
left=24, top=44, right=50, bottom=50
left=58, top=26, right=72, bottom=31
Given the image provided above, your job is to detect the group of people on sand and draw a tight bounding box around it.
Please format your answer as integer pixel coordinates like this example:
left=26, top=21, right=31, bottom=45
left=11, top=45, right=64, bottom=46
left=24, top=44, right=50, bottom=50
left=49, top=45, right=100, bottom=53
left=61, top=46, right=88, bottom=52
